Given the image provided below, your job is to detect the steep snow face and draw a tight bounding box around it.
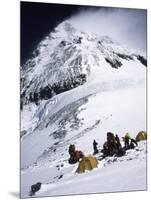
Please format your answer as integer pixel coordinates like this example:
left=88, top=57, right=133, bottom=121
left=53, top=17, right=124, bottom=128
left=21, top=20, right=147, bottom=198
left=21, top=21, right=146, bottom=107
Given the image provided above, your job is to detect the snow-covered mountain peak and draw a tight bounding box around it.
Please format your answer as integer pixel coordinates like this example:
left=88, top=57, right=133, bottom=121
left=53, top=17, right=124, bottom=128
left=21, top=19, right=146, bottom=111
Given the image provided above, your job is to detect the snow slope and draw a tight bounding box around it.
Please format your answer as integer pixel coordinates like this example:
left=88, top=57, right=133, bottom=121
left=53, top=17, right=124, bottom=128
left=21, top=20, right=147, bottom=198
left=21, top=140, right=147, bottom=198
left=36, top=141, right=147, bottom=196
left=21, top=83, right=146, bottom=197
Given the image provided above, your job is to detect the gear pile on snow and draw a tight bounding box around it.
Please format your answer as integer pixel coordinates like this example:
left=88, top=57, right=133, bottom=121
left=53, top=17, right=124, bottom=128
left=30, top=182, right=42, bottom=196
left=68, top=144, right=84, bottom=164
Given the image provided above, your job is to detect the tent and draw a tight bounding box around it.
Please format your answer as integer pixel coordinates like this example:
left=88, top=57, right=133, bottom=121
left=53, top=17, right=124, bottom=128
left=136, top=131, right=147, bottom=142
left=76, top=156, right=98, bottom=173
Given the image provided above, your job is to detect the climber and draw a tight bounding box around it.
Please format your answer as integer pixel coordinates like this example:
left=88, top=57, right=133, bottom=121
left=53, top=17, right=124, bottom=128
left=101, top=141, right=109, bottom=156
left=93, top=139, right=99, bottom=155
left=68, top=144, right=75, bottom=157
left=129, top=138, right=138, bottom=149
left=107, top=132, right=117, bottom=156
left=115, top=134, right=122, bottom=150
left=124, top=133, right=131, bottom=150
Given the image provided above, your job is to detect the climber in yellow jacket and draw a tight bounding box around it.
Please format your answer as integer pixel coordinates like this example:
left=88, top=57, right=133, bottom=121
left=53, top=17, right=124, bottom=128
left=124, top=133, right=131, bottom=150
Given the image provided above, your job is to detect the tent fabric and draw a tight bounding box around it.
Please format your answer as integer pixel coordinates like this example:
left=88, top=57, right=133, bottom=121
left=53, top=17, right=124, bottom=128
left=76, top=156, right=98, bottom=173
left=136, top=131, right=147, bottom=141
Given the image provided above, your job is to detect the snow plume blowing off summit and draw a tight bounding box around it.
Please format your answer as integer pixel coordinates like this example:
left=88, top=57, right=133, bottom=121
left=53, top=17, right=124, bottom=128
left=69, top=8, right=147, bottom=54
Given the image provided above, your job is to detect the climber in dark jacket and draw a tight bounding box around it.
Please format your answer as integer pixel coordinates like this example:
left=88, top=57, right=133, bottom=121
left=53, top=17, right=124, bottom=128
left=68, top=144, right=75, bottom=156
left=93, top=139, right=99, bottom=155
left=115, top=134, right=122, bottom=150
left=102, top=141, right=109, bottom=156
left=129, top=138, right=138, bottom=149
left=107, top=132, right=117, bottom=155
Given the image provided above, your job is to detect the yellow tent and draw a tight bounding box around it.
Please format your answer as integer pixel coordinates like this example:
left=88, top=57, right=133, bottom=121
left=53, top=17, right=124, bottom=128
left=76, top=156, right=98, bottom=173
left=136, top=131, right=147, bottom=142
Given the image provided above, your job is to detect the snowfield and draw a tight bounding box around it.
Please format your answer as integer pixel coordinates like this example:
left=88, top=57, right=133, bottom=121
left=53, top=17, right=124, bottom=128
left=21, top=21, right=147, bottom=198
left=36, top=141, right=147, bottom=197
left=21, top=83, right=146, bottom=198
left=21, top=141, right=147, bottom=198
